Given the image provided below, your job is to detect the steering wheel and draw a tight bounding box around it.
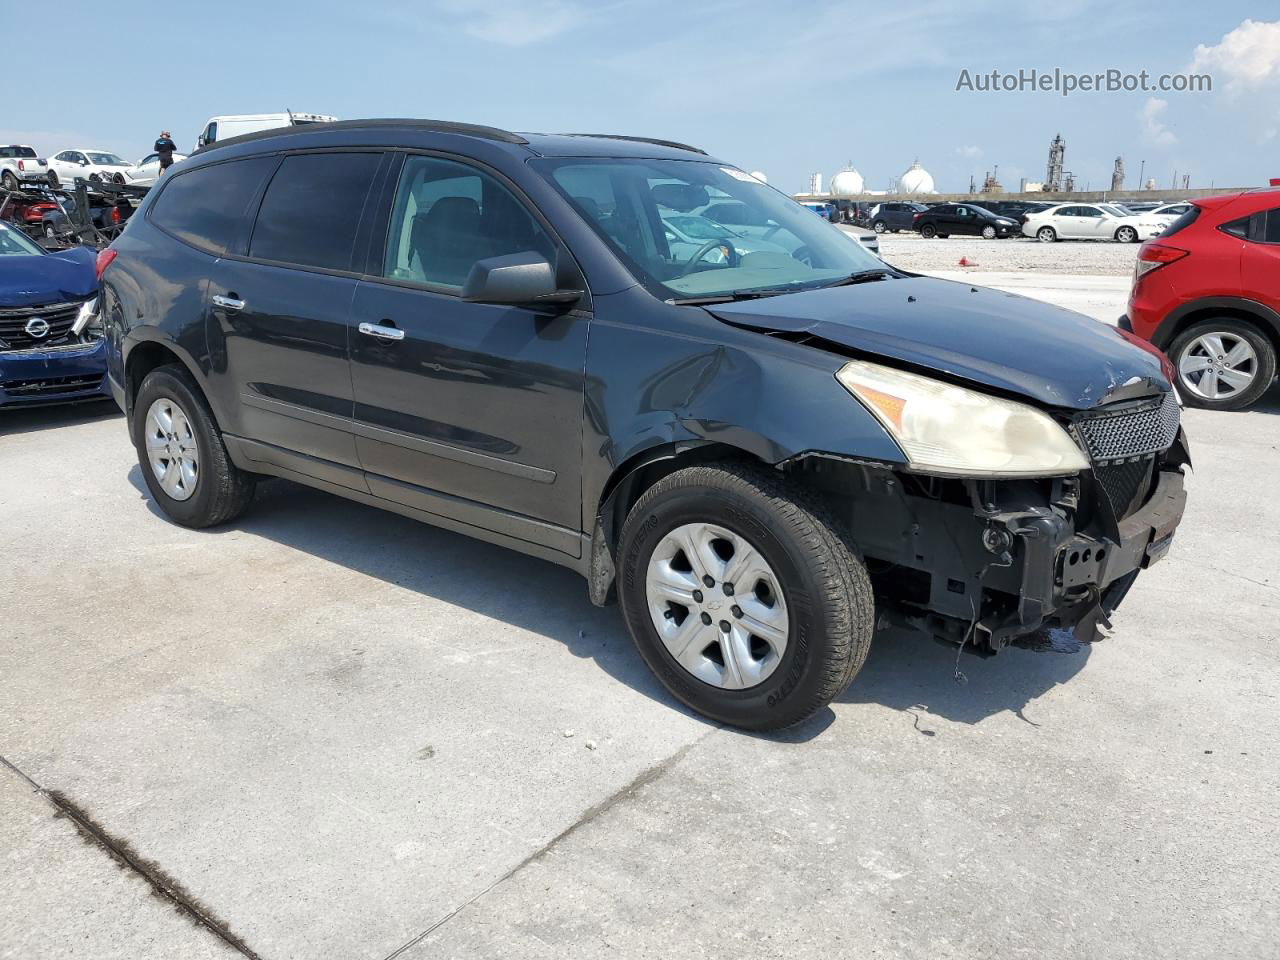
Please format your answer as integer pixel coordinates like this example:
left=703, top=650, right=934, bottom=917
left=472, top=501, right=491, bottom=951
left=679, top=238, right=740, bottom=276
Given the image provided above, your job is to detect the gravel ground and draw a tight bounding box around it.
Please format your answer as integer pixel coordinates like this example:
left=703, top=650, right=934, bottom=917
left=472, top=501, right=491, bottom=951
left=858, top=229, right=1142, bottom=277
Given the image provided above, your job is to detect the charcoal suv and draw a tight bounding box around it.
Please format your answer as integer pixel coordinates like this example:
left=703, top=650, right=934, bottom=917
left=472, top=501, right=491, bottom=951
left=99, top=119, right=1189, bottom=730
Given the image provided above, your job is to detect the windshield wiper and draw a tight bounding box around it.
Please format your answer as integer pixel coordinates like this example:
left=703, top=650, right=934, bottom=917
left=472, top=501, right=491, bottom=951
left=669, top=288, right=797, bottom=306
left=814, top=268, right=898, bottom=289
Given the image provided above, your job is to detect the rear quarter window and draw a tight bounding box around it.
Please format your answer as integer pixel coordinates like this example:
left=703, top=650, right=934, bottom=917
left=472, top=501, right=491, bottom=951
left=149, top=157, right=277, bottom=255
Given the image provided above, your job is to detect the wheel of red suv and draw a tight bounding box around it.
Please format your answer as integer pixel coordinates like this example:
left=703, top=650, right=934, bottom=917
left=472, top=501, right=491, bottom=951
left=132, top=364, right=256, bottom=527
left=920, top=224, right=937, bottom=239
left=873, top=219, right=887, bottom=233
left=1169, top=320, right=1276, bottom=411
left=981, top=225, right=996, bottom=239
left=1116, top=226, right=1138, bottom=243
left=617, top=463, right=873, bottom=731
left=1037, top=226, right=1057, bottom=243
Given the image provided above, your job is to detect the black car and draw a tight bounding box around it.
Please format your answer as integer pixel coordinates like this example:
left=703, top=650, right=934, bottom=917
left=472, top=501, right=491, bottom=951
left=970, top=199, right=1054, bottom=223
left=99, top=118, right=1189, bottom=730
left=870, top=201, right=929, bottom=233
left=912, top=202, right=1020, bottom=238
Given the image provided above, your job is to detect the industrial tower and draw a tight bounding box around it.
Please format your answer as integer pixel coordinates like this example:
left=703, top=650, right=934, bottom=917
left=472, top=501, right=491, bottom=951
left=1045, top=134, right=1065, bottom=192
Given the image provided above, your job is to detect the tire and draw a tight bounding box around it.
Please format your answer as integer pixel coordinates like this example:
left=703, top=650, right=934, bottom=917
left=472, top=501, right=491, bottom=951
left=43, top=222, right=56, bottom=239
left=1168, top=319, right=1276, bottom=411
left=920, top=224, right=937, bottom=239
left=873, top=220, right=887, bottom=233
left=981, top=225, right=996, bottom=239
left=1, top=171, right=16, bottom=191
left=1037, top=226, right=1057, bottom=243
left=1116, top=226, right=1138, bottom=243
left=617, top=462, right=873, bottom=731
left=47, top=171, right=59, bottom=188
left=131, top=364, right=256, bottom=527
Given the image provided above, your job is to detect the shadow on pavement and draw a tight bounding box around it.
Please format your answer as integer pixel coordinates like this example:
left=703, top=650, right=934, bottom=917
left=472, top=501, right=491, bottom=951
left=0, top=399, right=120, bottom=437
left=126, top=465, right=1092, bottom=737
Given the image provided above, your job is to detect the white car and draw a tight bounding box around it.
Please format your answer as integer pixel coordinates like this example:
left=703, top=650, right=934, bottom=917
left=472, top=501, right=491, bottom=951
left=1021, top=203, right=1166, bottom=243
left=46, top=149, right=131, bottom=189
left=121, top=152, right=189, bottom=186
left=196, top=112, right=337, bottom=150
left=0, top=145, right=50, bottom=191
left=1145, top=202, right=1195, bottom=226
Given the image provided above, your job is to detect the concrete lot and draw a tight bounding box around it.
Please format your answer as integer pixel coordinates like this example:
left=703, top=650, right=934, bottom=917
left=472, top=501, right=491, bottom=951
left=2, top=274, right=1278, bottom=960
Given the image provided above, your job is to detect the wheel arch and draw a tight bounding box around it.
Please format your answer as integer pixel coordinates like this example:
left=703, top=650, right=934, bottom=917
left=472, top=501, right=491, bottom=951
left=122, top=334, right=208, bottom=421
left=1150, top=297, right=1280, bottom=355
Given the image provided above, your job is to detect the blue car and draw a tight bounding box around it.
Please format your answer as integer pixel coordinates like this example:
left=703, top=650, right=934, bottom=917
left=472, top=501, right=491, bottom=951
left=0, top=222, right=109, bottom=408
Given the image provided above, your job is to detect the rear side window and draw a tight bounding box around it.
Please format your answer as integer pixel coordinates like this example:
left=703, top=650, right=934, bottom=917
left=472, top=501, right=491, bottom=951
left=149, top=157, right=276, bottom=255
left=1263, top=209, right=1280, bottom=244
left=249, top=153, right=381, bottom=271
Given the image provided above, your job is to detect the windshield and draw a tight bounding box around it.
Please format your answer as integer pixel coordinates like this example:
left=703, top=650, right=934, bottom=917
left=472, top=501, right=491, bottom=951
left=87, top=152, right=125, bottom=165
left=534, top=157, right=884, bottom=300
left=0, top=224, right=45, bottom=256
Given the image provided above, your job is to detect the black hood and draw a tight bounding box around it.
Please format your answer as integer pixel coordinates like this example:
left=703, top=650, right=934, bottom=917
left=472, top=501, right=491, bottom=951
left=705, top=276, right=1170, bottom=410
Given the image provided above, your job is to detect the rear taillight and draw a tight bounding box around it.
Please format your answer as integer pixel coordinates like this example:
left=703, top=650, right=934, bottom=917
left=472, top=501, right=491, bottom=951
left=17, top=159, right=24, bottom=171
left=1135, top=242, right=1188, bottom=280
left=96, top=248, right=118, bottom=279
left=111, top=206, right=120, bottom=224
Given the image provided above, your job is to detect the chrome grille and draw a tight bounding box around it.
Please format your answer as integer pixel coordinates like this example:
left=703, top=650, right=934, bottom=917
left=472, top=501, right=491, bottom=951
left=0, top=301, right=83, bottom=350
left=1074, top=392, right=1179, bottom=463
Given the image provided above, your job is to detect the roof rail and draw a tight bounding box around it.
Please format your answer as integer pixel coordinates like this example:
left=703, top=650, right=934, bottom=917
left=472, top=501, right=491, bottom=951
left=558, top=133, right=708, bottom=156
left=193, top=118, right=529, bottom=156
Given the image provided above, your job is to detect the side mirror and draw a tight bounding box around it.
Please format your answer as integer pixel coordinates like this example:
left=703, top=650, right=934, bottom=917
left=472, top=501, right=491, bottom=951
left=462, top=252, right=582, bottom=306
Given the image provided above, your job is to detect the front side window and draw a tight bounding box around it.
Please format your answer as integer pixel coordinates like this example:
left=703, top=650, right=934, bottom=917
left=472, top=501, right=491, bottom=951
left=150, top=156, right=277, bottom=255
left=382, top=155, right=554, bottom=289
left=537, top=158, right=882, bottom=300
left=249, top=152, right=381, bottom=271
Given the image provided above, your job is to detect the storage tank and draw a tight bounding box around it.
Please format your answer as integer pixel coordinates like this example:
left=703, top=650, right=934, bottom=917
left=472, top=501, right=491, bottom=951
left=829, top=164, right=865, bottom=196
left=899, top=160, right=935, bottom=195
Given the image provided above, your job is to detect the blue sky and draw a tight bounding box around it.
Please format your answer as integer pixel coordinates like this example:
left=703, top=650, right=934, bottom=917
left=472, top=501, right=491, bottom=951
left=5, top=1, right=1277, bottom=194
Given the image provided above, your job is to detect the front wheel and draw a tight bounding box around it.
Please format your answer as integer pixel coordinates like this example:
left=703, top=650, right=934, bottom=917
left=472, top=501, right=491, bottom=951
left=132, top=364, right=256, bottom=527
left=920, top=224, right=937, bottom=239
left=981, top=225, right=996, bottom=239
left=1169, top=320, right=1276, bottom=410
left=1116, top=226, right=1138, bottom=243
left=617, top=463, right=873, bottom=730
left=1037, top=226, right=1057, bottom=243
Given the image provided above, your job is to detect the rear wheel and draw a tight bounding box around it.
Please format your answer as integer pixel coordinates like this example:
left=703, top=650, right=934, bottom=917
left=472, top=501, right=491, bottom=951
left=920, top=223, right=937, bottom=239
left=617, top=463, right=873, bottom=730
left=131, top=364, right=256, bottom=527
left=1, top=170, right=17, bottom=191
left=47, top=171, right=59, bottom=188
left=1169, top=320, right=1276, bottom=410
left=1037, top=226, right=1057, bottom=243
left=873, top=220, right=887, bottom=233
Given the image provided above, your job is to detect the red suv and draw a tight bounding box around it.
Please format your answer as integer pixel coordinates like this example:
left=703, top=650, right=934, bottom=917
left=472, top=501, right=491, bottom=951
left=1125, top=191, right=1280, bottom=410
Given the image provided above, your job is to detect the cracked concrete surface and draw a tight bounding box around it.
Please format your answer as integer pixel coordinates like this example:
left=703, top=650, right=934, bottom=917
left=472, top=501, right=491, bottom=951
left=1, top=275, right=1277, bottom=959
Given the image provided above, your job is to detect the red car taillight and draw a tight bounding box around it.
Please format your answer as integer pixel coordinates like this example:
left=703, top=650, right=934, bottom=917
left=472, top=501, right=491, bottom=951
left=110, top=206, right=121, bottom=224
left=96, top=249, right=118, bottom=279
left=1135, top=242, right=1188, bottom=280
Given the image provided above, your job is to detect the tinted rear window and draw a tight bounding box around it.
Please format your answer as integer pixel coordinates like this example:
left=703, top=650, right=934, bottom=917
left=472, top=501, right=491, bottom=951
left=1, top=146, right=37, bottom=158
left=149, top=157, right=277, bottom=254
left=249, top=153, right=381, bottom=271
left=1264, top=209, right=1280, bottom=244
left=1161, top=206, right=1200, bottom=238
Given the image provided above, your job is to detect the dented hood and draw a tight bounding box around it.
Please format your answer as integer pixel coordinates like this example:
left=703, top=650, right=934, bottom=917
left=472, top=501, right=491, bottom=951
left=705, top=276, right=1170, bottom=410
left=0, top=248, right=97, bottom=308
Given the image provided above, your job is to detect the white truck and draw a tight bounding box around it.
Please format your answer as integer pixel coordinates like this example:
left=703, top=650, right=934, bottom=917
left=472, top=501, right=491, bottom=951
left=195, top=112, right=337, bottom=150
left=0, top=145, right=51, bottom=191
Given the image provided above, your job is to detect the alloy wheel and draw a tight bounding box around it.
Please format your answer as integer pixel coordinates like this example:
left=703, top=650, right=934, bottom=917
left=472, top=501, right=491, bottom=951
left=645, top=522, right=789, bottom=690
left=1178, top=332, right=1257, bottom=401
left=144, top=397, right=200, bottom=501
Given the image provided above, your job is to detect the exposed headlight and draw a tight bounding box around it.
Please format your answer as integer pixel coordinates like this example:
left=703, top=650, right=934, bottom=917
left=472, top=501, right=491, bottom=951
left=836, top=359, right=1089, bottom=477
left=72, top=297, right=100, bottom=336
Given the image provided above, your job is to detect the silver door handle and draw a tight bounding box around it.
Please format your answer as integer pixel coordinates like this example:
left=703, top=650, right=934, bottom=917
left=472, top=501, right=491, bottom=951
left=211, top=295, right=245, bottom=311
left=359, top=322, right=404, bottom=342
